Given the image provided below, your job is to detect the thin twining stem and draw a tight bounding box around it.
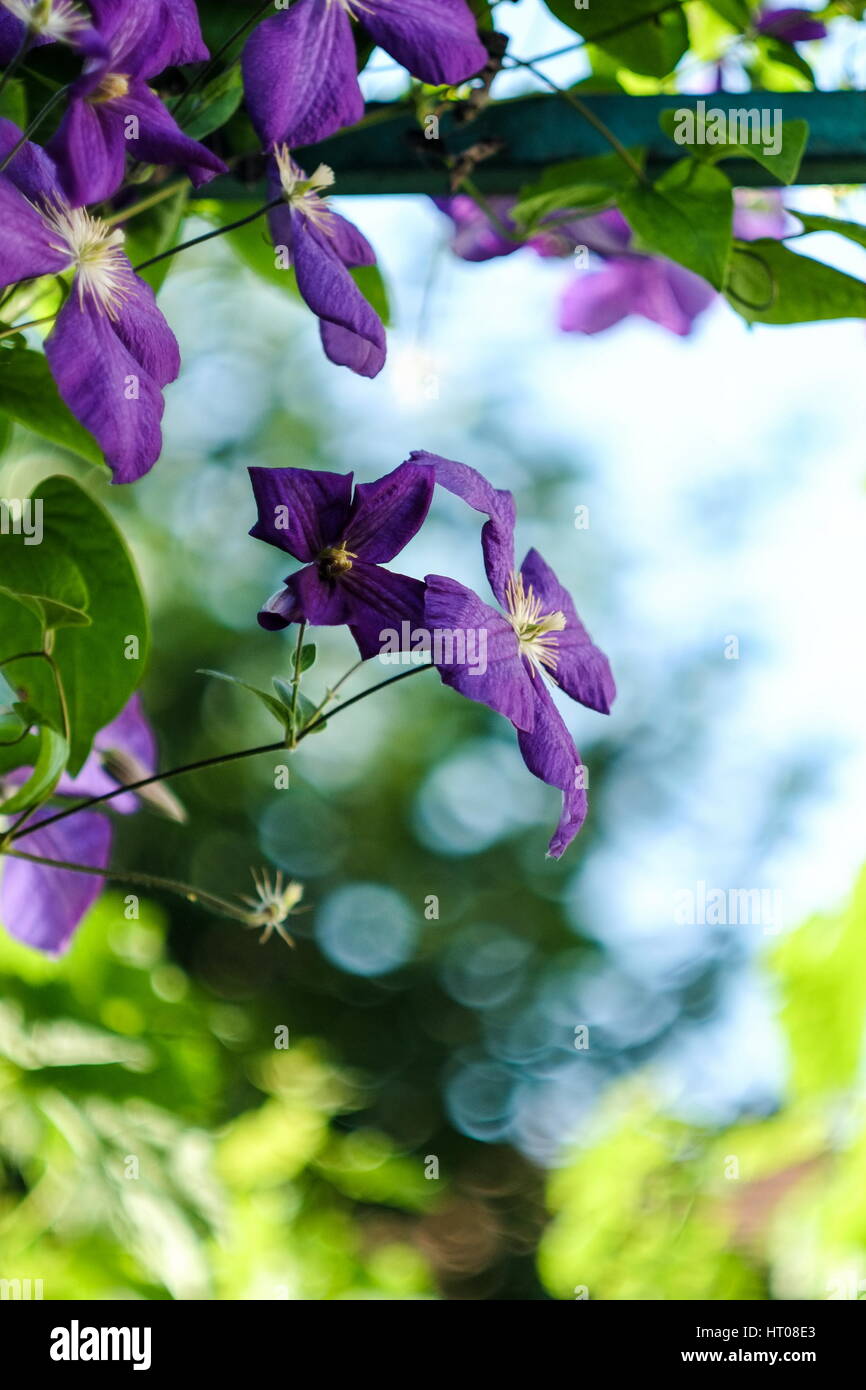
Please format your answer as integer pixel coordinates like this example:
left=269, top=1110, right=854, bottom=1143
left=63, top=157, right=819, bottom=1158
left=0, top=84, right=70, bottom=174
left=172, top=0, right=276, bottom=121
left=9, top=662, right=435, bottom=844
left=288, top=621, right=307, bottom=749
left=132, top=198, right=283, bottom=272
left=2, top=847, right=258, bottom=924
left=504, top=54, right=647, bottom=185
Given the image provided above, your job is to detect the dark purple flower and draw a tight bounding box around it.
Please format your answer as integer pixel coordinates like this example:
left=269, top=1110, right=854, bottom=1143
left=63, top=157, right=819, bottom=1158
left=0, top=695, right=158, bottom=954
left=249, top=458, right=434, bottom=658
left=414, top=452, right=615, bottom=858
left=46, top=0, right=225, bottom=205
left=267, top=148, right=386, bottom=377
left=755, top=7, right=827, bottom=42
left=0, top=119, right=180, bottom=482
left=243, top=0, right=488, bottom=151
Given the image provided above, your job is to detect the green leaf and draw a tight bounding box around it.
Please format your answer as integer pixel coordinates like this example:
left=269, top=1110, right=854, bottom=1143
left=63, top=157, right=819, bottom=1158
left=0, top=725, right=69, bottom=814
left=299, top=644, right=317, bottom=674
left=752, top=35, right=816, bottom=89
left=0, top=77, right=26, bottom=128
left=618, top=158, right=733, bottom=288
left=725, top=238, right=866, bottom=324
left=272, top=683, right=327, bottom=736
left=513, top=150, right=645, bottom=228
left=181, top=63, right=244, bottom=141
left=350, top=265, right=391, bottom=328
left=0, top=478, right=150, bottom=772
left=789, top=212, right=866, bottom=252
left=0, top=544, right=91, bottom=631
left=703, top=0, right=752, bottom=28
left=542, top=0, right=689, bottom=77
left=199, top=669, right=291, bottom=734
left=0, top=348, right=102, bottom=465
left=660, top=109, right=808, bottom=185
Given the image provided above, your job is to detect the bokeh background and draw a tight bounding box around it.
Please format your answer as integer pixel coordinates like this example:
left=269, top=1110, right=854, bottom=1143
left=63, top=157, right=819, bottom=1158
left=2, top=0, right=866, bottom=1302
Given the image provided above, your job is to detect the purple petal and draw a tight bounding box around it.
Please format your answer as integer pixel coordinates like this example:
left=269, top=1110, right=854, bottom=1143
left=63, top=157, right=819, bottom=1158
left=519, top=549, right=615, bottom=714
left=424, top=574, right=536, bottom=733
left=45, top=268, right=180, bottom=484
left=408, top=451, right=516, bottom=608
left=242, top=1, right=364, bottom=149
left=733, top=191, right=788, bottom=242
left=364, top=0, right=487, bottom=85
left=258, top=563, right=355, bottom=631
left=48, top=98, right=127, bottom=205
left=340, top=562, right=427, bottom=660
left=120, top=82, right=227, bottom=187
left=517, top=681, right=588, bottom=859
left=755, top=8, right=827, bottom=41
left=144, top=0, right=210, bottom=75
left=0, top=177, right=68, bottom=288
left=59, top=693, right=158, bottom=813
left=0, top=13, right=25, bottom=63
left=560, top=256, right=714, bottom=337
left=292, top=217, right=386, bottom=379
left=0, top=811, right=111, bottom=955
left=0, top=118, right=62, bottom=200
left=83, top=0, right=164, bottom=76
left=434, top=196, right=522, bottom=262
left=343, top=460, right=434, bottom=563
left=327, top=212, right=378, bottom=268
left=559, top=258, right=643, bottom=335
left=248, top=467, right=355, bottom=560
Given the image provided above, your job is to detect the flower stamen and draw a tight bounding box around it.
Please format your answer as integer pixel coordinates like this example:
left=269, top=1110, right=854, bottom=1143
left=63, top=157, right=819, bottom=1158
left=38, top=198, right=129, bottom=320
left=274, top=145, right=336, bottom=235
left=2, top=0, right=88, bottom=43
left=317, top=543, right=357, bottom=581
left=505, top=571, right=566, bottom=678
left=238, top=868, right=303, bottom=945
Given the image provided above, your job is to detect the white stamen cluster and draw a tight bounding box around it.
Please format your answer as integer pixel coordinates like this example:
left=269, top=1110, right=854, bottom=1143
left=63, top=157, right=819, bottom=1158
left=274, top=144, right=336, bottom=234
left=328, top=0, right=372, bottom=20
left=2, top=0, right=88, bottom=43
left=239, top=868, right=303, bottom=946
left=39, top=199, right=129, bottom=319
left=505, top=571, right=567, bottom=677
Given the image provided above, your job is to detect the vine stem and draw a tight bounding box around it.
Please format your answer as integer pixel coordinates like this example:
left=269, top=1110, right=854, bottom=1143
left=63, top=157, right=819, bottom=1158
left=172, top=0, right=277, bottom=121
left=0, top=84, right=71, bottom=173
left=504, top=54, right=648, bottom=186
left=2, top=847, right=257, bottom=924
left=132, top=197, right=283, bottom=273
left=288, top=621, right=307, bottom=749
left=0, top=31, right=32, bottom=103
left=8, top=661, right=435, bottom=845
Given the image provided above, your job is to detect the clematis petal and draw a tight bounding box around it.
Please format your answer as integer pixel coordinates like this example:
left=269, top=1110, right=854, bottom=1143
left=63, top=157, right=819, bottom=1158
left=144, top=0, right=210, bottom=75
left=57, top=692, right=158, bottom=813
left=48, top=98, right=127, bottom=205
left=0, top=811, right=112, bottom=955
left=242, top=0, right=364, bottom=150
left=45, top=279, right=178, bottom=484
left=409, top=451, right=516, bottom=607
left=248, top=466, right=355, bottom=560
left=343, top=459, right=435, bottom=563
left=83, top=0, right=164, bottom=76
left=424, top=574, right=536, bottom=733
left=363, top=0, right=487, bottom=86
left=293, top=218, right=386, bottom=379
left=257, top=563, right=355, bottom=631
left=433, top=195, right=522, bottom=262
left=340, top=561, right=427, bottom=660
left=327, top=212, right=378, bottom=268
left=119, top=82, right=227, bottom=187
left=108, top=265, right=181, bottom=389
left=516, top=680, right=588, bottom=858
left=0, top=177, right=68, bottom=287
left=559, top=258, right=643, bottom=336
left=755, top=8, right=827, bottom=41
left=0, top=117, right=64, bottom=201
left=519, top=549, right=616, bottom=714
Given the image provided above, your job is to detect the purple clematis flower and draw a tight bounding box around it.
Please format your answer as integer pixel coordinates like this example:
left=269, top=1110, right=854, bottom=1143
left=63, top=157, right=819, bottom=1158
left=755, top=7, right=827, bottom=42
left=249, top=458, right=434, bottom=658
left=414, top=452, right=615, bottom=858
left=0, top=120, right=180, bottom=482
left=267, top=147, right=386, bottom=377
left=46, top=0, right=225, bottom=205
left=242, top=0, right=488, bottom=151
left=0, top=695, right=165, bottom=955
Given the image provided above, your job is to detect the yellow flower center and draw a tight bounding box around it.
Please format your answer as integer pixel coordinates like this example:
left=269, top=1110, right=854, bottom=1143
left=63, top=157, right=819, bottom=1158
left=317, top=544, right=356, bottom=581
left=90, top=72, right=131, bottom=103
left=505, top=571, right=566, bottom=677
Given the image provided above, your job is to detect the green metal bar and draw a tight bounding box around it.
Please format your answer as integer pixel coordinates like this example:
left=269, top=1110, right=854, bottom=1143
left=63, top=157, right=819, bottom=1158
left=201, top=91, right=866, bottom=198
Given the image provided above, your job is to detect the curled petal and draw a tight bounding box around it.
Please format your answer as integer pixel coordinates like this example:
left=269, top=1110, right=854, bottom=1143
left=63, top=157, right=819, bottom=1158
left=120, top=83, right=227, bottom=188
left=45, top=271, right=180, bottom=484
left=409, top=451, right=516, bottom=607
left=293, top=218, right=386, bottom=379
left=0, top=811, right=111, bottom=955
left=0, top=118, right=64, bottom=202
left=424, top=574, right=536, bottom=733
left=516, top=681, right=588, bottom=858
left=242, top=1, right=364, bottom=150
left=364, top=0, right=488, bottom=86
left=248, top=467, right=354, bottom=560
left=258, top=564, right=355, bottom=631
left=343, top=459, right=434, bottom=563
left=519, top=549, right=615, bottom=714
